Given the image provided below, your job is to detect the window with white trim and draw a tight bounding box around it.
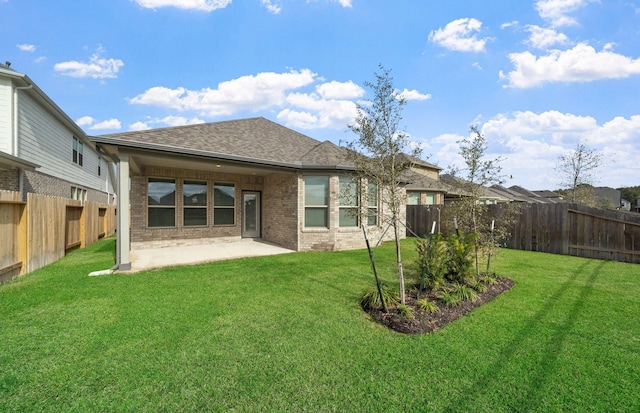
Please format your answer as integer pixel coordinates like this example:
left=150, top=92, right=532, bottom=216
left=367, top=181, right=378, bottom=226
left=339, top=176, right=359, bottom=227
left=183, top=180, right=207, bottom=226
left=304, top=176, right=329, bottom=228
left=214, top=183, right=235, bottom=225
left=72, top=137, right=83, bottom=166
left=148, top=178, right=176, bottom=227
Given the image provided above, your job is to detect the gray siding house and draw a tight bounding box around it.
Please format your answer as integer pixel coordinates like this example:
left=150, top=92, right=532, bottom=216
left=0, top=63, right=115, bottom=203
left=93, top=117, right=403, bottom=271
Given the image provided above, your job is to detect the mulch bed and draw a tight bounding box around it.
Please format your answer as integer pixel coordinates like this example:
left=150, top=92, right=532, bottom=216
left=367, top=277, right=514, bottom=334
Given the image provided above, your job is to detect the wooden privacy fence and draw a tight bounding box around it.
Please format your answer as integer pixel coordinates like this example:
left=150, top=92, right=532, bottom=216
left=406, top=203, right=640, bottom=264
left=0, top=191, right=116, bottom=282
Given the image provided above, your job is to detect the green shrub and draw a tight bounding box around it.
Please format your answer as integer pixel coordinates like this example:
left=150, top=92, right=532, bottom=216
left=480, top=274, right=498, bottom=285
left=417, top=234, right=448, bottom=290
left=397, top=303, right=414, bottom=319
left=470, top=280, right=488, bottom=293
left=416, top=298, right=439, bottom=313
left=360, top=284, right=398, bottom=311
left=417, top=232, right=479, bottom=293
left=437, top=288, right=462, bottom=307
left=445, top=232, right=477, bottom=284
left=452, top=283, right=479, bottom=302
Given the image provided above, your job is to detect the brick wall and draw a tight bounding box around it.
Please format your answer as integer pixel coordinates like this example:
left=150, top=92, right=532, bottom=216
left=129, top=167, right=406, bottom=253
left=297, top=175, right=405, bottom=252
left=18, top=170, right=111, bottom=203
left=130, top=167, right=265, bottom=245
left=0, top=169, right=19, bottom=192
left=262, top=173, right=298, bottom=250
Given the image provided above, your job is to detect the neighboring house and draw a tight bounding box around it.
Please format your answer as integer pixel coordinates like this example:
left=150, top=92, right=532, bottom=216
left=92, top=117, right=403, bottom=270
left=594, top=186, right=622, bottom=210
left=398, top=153, right=448, bottom=206
left=0, top=63, right=115, bottom=203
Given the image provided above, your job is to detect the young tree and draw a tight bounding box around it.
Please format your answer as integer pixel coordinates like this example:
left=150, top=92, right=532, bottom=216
left=443, top=126, right=509, bottom=274
left=346, top=65, right=421, bottom=305
left=446, top=125, right=504, bottom=234
left=556, top=142, right=603, bottom=204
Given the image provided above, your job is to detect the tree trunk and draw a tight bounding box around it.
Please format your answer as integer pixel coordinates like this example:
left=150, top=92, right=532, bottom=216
left=393, top=219, right=405, bottom=304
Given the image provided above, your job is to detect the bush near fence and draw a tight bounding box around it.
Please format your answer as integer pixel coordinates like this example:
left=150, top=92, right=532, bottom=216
left=406, top=203, right=640, bottom=264
left=0, top=190, right=116, bottom=282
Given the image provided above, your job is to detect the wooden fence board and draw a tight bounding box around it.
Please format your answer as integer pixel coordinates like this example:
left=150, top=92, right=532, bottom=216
left=0, top=191, right=116, bottom=282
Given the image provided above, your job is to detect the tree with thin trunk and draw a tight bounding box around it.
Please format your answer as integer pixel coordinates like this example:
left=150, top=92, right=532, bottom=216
left=346, top=65, right=421, bottom=305
left=443, top=125, right=510, bottom=274
left=556, top=142, right=603, bottom=205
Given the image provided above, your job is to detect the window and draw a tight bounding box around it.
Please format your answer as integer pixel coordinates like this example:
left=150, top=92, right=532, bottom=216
left=183, top=181, right=208, bottom=226
left=72, top=137, right=83, bottom=166
left=214, top=183, right=235, bottom=225
left=425, top=193, right=436, bottom=205
left=71, top=186, right=87, bottom=203
left=367, top=181, right=378, bottom=226
left=98, top=158, right=102, bottom=176
left=148, top=178, right=176, bottom=227
left=407, top=192, right=420, bottom=205
left=339, top=176, right=359, bottom=227
left=304, top=176, right=329, bottom=227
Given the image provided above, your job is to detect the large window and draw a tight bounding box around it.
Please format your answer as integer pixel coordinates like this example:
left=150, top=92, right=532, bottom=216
left=72, top=137, right=83, bottom=166
left=183, top=180, right=207, bottom=226
left=304, top=176, right=329, bottom=227
left=214, top=183, right=235, bottom=225
left=339, top=176, right=359, bottom=227
left=367, top=181, right=378, bottom=226
left=407, top=192, right=420, bottom=205
left=148, top=178, right=176, bottom=227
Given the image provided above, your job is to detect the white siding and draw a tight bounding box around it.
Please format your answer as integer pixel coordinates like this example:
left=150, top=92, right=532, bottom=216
left=0, top=78, right=12, bottom=154
left=17, top=91, right=108, bottom=193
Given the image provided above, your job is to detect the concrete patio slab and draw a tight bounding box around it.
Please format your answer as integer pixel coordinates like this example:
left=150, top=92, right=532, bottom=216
left=127, top=238, right=295, bottom=272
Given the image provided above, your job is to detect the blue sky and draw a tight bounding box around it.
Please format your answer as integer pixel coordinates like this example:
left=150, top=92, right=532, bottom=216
left=2, top=0, right=639, bottom=190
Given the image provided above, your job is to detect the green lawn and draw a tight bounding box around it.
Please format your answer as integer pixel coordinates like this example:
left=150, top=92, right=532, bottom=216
left=1, top=237, right=638, bottom=412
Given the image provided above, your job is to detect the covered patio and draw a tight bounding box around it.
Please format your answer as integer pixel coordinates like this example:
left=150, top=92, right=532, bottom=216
left=127, top=238, right=295, bottom=272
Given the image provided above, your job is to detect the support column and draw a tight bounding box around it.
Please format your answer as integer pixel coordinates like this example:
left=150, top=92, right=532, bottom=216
left=117, top=153, right=131, bottom=270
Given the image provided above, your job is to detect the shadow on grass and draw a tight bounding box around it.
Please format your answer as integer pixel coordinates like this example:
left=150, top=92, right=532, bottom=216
left=444, top=259, right=606, bottom=412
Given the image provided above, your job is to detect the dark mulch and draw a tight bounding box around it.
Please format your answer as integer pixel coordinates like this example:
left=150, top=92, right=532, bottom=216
left=367, top=277, right=514, bottom=334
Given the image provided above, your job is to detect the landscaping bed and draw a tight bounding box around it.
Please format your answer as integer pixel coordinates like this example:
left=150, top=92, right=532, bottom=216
left=367, top=277, right=514, bottom=334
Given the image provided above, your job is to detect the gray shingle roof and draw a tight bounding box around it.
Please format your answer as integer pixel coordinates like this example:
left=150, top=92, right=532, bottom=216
left=93, top=117, right=353, bottom=170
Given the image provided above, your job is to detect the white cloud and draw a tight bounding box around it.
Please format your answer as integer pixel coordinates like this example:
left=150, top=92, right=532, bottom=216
left=129, top=121, right=151, bottom=131
left=474, top=109, right=640, bottom=188
left=428, top=18, right=491, bottom=52
left=76, top=116, right=95, bottom=127
left=17, top=44, right=36, bottom=52
left=396, top=88, right=431, bottom=101
left=260, top=0, right=281, bottom=14
left=481, top=110, right=598, bottom=143
left=316, top=80, right=364, bottom=99
left=77, top=116, right=122, bottom=130
left=130, top=69, right=317, bottom=116
left=280, top=92, right=358, bottom=129
left=89, top=118, right=122, bottom=130
left=535, top=0, right=597, bottom=27
left=54, top=46, right=124, bottom=79
left=128, top=116, right=205, bottom=131
left=132, top=0, right=232, bottom=12
left=500, top=43, right=640, bottom=88
left=526, top=25, right=570, bottom=49
left=500, top=21, right=519, bottom=29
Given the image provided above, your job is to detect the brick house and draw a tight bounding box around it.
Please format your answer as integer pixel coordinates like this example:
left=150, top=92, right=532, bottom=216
left=398, top=153, right=448, bottom=206
left=92, top=117, right=404, bottom=270
left=0, top=63, right=116, bottom=203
